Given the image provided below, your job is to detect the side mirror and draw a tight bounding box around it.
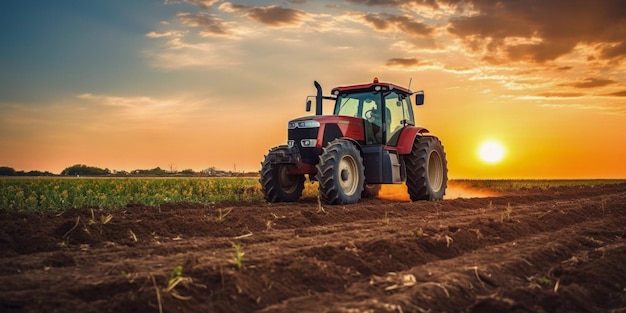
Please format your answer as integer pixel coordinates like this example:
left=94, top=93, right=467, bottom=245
left=415, top=91, right=424, bottom=105
left=306, top=99, right=312, bottom=112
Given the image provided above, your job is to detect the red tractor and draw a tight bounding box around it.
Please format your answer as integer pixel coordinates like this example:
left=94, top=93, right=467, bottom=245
left=260, top=78, right=447, bottom=205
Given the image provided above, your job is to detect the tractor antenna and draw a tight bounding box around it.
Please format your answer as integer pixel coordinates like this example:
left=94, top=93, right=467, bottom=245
left=408, top=77, right=413, bottom=91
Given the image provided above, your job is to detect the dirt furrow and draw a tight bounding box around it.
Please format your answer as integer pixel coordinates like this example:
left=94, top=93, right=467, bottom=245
left=0, top=183, right=624, bottom=313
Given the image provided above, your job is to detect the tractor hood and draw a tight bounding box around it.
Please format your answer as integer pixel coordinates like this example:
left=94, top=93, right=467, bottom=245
left=288, top=115, right=365, bottom=148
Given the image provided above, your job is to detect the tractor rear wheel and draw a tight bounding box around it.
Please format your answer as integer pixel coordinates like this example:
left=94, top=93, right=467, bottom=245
left=405, top=136, right=448, bottom=201
left=260, top=148, right=305, bottom=202
left=316, top=139, right=365, bottom=205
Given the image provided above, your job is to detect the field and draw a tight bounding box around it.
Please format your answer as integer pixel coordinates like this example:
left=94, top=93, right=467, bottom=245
left=0, top=179, right=625, bottom=312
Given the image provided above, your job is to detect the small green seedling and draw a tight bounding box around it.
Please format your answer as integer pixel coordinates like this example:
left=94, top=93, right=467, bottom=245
left=215, top=207, right=233, bottom=223
left=101, top=213, right=113, bottom=224
left=501, top=203, right=513, bottom=222
left=165, top=265, right=192, bottom=300
left=317, top=194, right=326, bottom=213
left=231, top=242, right=245, bottom=270
left=121, top=270, right=135, bottom=283
left=383, top=211, right=391, bottom=226
left=409, top=227, right=427, bottom=237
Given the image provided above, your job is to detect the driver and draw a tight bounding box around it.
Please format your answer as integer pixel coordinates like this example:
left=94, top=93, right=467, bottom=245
left=367, top=105, right=392, bottom=144
left=370, top=108, right=381, bottom=124
left=365, top=105, right=383, bottom=143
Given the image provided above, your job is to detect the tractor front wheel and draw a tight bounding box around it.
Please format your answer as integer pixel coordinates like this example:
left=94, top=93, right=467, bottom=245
left=405, top=136, right=448, bottom=201
left=260, top=148, right=305, bottom=202
left=316, top=139, right=365, bottom=205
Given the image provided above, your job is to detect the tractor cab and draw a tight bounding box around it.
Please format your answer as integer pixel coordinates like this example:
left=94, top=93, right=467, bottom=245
left=331, top=80, right=422, bottom=146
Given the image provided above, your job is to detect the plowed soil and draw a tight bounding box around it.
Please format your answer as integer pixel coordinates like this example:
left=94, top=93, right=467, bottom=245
left=1, top=183, right=625, bottom=313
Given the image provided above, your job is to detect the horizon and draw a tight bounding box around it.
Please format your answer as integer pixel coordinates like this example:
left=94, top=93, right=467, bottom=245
left=1, top=1, right=625, bottom=179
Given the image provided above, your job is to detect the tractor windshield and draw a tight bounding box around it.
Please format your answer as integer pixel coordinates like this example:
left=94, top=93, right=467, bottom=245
left=334, top=91, right=380, bottom=119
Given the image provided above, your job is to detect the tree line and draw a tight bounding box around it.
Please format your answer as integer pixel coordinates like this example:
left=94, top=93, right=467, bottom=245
left=0, top=166, right=55, bottom=176
left=0, top=165, right=256, bottom=177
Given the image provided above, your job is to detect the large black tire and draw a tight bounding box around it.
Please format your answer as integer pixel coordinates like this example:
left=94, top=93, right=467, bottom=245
left=316, top=139, right=365, bottom=205
left=259, top=148, right=305, bottom=202
left=405, top=136, right=448, bottom=201
left=361, top=184, right=381, bottom=198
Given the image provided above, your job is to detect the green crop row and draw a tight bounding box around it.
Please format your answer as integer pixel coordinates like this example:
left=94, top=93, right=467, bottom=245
left=2, top=177, right=622, bottom=212
left=0, top=177, right=265, bottom=212
left=0, top=177, right=321, bottom=212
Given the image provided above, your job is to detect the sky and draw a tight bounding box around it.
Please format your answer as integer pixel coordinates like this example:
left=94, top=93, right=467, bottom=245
left=1, top=0, right=625, bottom=178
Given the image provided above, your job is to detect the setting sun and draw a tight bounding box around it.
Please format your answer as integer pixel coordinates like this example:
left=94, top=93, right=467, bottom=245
left=478, top=141, right=506, bottom=164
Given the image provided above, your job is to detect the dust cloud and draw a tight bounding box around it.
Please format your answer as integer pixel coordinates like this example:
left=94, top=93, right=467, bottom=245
left=377, top=181, right=498, bottom=201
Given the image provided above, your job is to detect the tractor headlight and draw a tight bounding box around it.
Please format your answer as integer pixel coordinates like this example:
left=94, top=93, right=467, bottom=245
left=298, top=120, right=320, bottom=128
left=300, top=139, right=317, bottom=147
left=288, top=140, right=294, bottom=148
left=289, top=120, right=320, bottom=129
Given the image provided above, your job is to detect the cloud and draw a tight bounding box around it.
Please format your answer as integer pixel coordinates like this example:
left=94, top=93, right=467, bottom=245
left=185, top=0, right=220, bottom=9
left=145, top=31, right=184, bottom=38
left=219, top=3, right=306, bottom=27
left=601, top=41, right=626, bottom=60
left=346, top=0, right=439, bottom=9
left=177, top=12, right=229, bottom=36
left=165, top=0, right=220, bottom=9
left=154, top=41, right=241, bottom=69
left=75, top=93, right=213, bottom=125
left=604, top=90, right=626, bottom=97
left=386, top=58, right=420, bottom=67
left=356, top=12, right=434, bottom=37
left=445, top=0, right=626, bottom=63
left=535, top=92, right=585, bottom=98
left=76, top=93, right=173, bottom=120
left=560, top=78, right=617, bottom=89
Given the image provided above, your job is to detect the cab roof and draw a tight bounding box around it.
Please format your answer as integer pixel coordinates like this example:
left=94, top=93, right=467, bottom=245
left=331, top=77, right=412, bottom=95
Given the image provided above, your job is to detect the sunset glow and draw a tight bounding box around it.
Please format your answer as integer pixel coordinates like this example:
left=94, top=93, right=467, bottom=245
left=1, top=1, right=625, bottom=178
left=478, top=141, right=505, bottom=164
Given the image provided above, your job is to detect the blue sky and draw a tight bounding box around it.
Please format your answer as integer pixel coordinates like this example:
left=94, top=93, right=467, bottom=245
left=1, top=1, right=174, bottom=102
left=1, top=0, right=625, bottom=178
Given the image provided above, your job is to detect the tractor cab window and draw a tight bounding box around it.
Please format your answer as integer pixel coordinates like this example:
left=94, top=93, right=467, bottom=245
left=402, top=95, right=415, bottom=126
left=335, top=92, right=383, bottom=144
left=385, top=92, right=413, bottom=146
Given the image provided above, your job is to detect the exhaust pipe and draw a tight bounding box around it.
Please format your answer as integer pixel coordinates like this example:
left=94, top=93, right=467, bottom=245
left=314, top=80, right=323, bottom=115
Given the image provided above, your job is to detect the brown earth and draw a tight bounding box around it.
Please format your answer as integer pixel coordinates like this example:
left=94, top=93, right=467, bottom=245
left=0, top=183, right=625, bottom=313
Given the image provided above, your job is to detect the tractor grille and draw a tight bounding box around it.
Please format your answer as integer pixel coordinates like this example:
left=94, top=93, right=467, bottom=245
left=288, top=127, right=321, bottom=165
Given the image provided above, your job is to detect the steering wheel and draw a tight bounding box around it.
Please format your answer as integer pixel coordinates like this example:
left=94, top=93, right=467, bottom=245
left=365, top=109, right=373, bottom=120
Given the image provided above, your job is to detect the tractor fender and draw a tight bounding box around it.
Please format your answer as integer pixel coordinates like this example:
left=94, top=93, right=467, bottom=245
left=336, top=137, right=363, bottom=152
left=395, top=126, right=429, bottom=155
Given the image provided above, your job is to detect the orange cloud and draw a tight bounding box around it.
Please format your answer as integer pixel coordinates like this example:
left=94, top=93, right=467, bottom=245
left=445, top=0, right=626, bottom=64
left=536, top=92, right=585, bottom=98
left=560, top=78, right=617, bottom=89
left=360, top=13, right=434, bottom=38
left=385, top=58, right=421, bottom=67
left=346, top=0, right=439, bottom=9
left=219, top=3, right=306, bottom=27
left=605, top=90, right=626, bottom=97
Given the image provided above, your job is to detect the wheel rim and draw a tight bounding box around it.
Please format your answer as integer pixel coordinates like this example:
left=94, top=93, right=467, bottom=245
left=338, top=154, right=359, bottom=196
left=278, top=165, right=299, bottom=194
left=428, top=150, right=444, bottom=192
